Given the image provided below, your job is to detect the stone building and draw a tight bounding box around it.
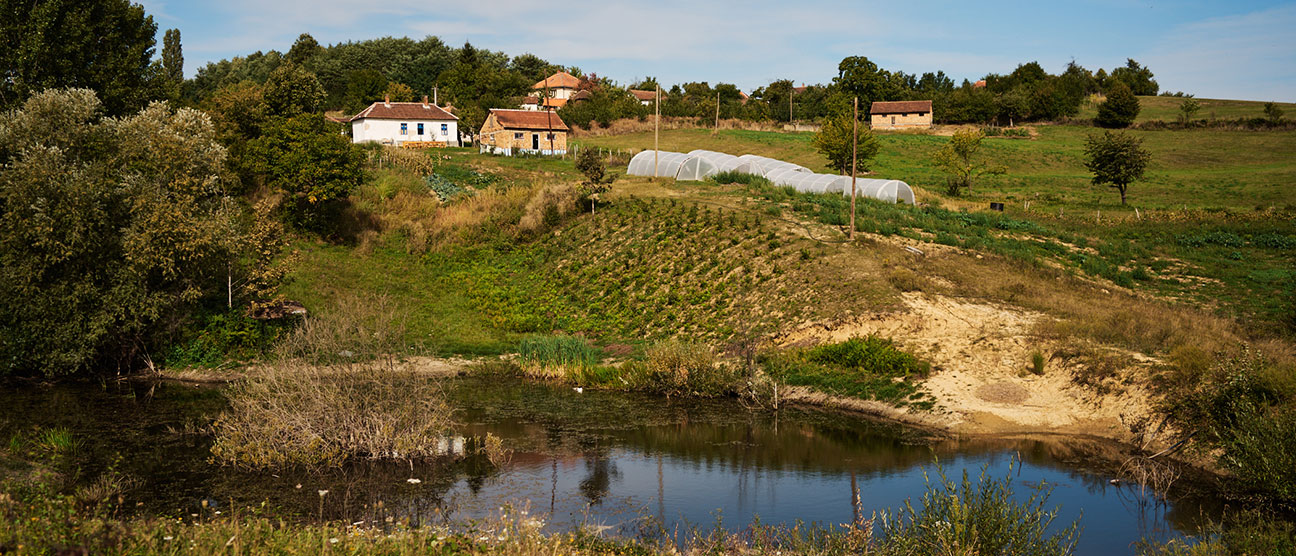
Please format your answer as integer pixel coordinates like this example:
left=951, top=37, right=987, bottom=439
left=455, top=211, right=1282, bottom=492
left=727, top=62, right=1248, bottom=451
left=869, top=100, right=933, bottom=130
left=478, top=109, right=569, bottom=156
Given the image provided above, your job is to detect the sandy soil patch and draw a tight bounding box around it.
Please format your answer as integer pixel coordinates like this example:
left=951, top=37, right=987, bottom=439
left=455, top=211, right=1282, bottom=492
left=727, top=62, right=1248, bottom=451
left=778, top=292, right=1157, bottom=442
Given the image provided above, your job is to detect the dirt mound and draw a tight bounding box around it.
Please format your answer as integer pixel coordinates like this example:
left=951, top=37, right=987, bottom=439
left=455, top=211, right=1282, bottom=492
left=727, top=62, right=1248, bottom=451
left=779, top=292, right=1157, bottom=441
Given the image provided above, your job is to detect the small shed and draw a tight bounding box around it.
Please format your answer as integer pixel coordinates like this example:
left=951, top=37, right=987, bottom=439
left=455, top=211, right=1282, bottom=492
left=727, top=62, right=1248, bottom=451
left=478, top=109, right=569, bottom=156
left=870, top=100, right=933, bottom=130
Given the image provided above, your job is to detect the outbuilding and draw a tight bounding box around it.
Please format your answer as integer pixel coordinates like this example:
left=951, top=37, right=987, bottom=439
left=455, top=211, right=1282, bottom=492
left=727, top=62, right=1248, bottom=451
left=349, top=95, right=460, bottom=146
left=869, top=100, right=933, bottom=130
left=478, top=109, right=569, bottom=156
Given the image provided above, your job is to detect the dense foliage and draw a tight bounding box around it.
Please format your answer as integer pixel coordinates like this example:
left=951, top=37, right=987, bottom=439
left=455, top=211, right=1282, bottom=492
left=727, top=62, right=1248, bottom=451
left=0, top=0, right=162, bottom=115
left=812, top=110, right=880, bottom=174
left=1095, top=82, right=1141, bottom=128
left=0, top=90, right=237, bottom=375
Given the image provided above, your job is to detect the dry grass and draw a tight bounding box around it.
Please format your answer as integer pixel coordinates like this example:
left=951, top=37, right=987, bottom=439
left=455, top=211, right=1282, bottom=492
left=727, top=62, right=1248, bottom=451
left=519, top=183, right=581, bottom=233
left=211, top=359, right=454, bottom=469
left=273, top=292, right=410, bottom=364
left=570, top=116, right=788, bottom=137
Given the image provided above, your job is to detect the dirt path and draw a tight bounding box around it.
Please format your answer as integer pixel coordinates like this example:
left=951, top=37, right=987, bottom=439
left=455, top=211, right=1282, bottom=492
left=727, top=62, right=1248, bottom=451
left=778, top=292, right=1159, bottom=444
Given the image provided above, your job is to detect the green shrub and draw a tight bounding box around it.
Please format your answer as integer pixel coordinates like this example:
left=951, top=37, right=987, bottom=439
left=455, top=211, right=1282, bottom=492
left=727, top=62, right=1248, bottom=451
left=806, top=336, right=930, bottom=378
left=709, top=171, right=772, bottom=188
left=644, top=340, right=739, bottom=397
left=1031, top=350, right=1046, bottom=375
left=879, top=459, right=1080, bottom=556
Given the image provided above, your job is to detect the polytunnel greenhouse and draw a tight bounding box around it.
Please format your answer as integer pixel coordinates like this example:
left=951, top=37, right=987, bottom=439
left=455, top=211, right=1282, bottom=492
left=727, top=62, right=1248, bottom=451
left=734, top=154, right=810, bottom=177
left=841, top=178, right=916, bottom=205
left=626, top=150, right=692, bottom=178
left=675, top=150, right=743, bottom=180
left=623, top=148, right=915, bottom=205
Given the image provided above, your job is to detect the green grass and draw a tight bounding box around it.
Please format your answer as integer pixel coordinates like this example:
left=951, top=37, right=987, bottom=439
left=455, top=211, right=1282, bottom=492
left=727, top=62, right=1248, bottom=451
left=518, top=335, right=601, bottom=370
left=762, top=337, right=934, bottom=408
left=576, top=125, right=1296, bottom=212
left=1075, top=96, right=1296, bottom=124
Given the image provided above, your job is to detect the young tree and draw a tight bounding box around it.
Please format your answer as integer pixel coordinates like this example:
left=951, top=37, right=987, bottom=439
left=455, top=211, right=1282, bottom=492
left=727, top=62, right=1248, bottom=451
left=1178, top=98, right=1201, bottom=123
left=933, top=129, right=1005, bottom=195
left=1095, top=81, right=1140, bottom=128
left=161, top=28, right=184, bottom=100
left=812, top=111, right=879, bottom=175
left=1083, top=130, right=1151, bottom=205
left=575, top=148, right=613, bottom=214
left=1264, top=102, right=1285, bottom=123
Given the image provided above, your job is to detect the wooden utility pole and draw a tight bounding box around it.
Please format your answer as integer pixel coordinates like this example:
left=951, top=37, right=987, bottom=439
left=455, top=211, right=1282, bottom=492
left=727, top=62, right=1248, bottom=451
left=545, top=84, right=554, bottom=154
left=789, top=87, right=793, bottom=123
left=850, top=96, right=858, bottom=240
left=713, top=90, right=720, bottom=135
left=654, top=84, right=660, bottom=179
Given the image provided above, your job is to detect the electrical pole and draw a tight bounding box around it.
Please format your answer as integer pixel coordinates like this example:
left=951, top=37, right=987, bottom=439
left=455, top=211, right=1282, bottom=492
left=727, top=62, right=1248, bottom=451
left=789, top=85, right=794, bottom=123
left=713, top=90, right=720, bottom=136
left=654, top=84, right=660, bottom=179
left=850, top=96, right=858, bottom=241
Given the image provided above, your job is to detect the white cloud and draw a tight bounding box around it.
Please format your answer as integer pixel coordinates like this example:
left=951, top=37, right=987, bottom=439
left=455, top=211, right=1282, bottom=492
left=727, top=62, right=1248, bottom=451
left=1141, top=4, right=1296, bottom=101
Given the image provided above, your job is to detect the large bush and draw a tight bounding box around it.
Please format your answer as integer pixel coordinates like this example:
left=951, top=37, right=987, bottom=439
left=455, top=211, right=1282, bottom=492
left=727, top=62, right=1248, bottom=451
left=1095, top=82, right=1140, bottom=128
left=0, top=89, right=237, bottom=376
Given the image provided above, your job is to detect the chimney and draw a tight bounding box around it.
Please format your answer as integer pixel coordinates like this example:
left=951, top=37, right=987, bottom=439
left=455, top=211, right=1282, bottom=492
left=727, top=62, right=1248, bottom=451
left=383, top=94, right=390, bottom=108
left=422, top=95, right=429, bottom=108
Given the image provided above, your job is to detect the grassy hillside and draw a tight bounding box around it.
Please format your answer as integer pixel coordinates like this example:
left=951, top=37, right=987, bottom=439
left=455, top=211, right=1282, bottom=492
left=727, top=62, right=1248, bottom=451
left=1075, top=95, right=1296, bottom=124
left=575, top=126, right=1296, bottom=212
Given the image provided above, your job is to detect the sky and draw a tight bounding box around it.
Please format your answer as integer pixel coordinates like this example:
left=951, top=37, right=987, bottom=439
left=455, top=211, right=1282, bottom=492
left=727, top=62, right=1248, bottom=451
left=138, top=0, right=1296, bottom=102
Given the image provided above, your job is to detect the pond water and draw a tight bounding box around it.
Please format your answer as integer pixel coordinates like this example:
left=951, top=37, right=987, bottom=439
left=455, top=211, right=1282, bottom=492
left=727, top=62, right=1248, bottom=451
left=1, top=376, right=1224, bottom=554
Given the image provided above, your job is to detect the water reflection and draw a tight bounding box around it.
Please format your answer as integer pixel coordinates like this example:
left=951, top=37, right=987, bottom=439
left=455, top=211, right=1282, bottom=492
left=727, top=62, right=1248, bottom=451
left=0, top=377, right=1227, bottom=554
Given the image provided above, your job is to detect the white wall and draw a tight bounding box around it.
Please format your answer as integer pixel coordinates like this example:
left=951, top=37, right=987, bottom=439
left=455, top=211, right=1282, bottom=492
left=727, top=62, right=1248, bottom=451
left=352, top=118, right=460, bottom=146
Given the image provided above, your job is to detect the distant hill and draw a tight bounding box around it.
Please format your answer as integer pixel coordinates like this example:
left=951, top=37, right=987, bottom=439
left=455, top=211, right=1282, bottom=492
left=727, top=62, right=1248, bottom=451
left=1076, top=95, right=1296, bottom=124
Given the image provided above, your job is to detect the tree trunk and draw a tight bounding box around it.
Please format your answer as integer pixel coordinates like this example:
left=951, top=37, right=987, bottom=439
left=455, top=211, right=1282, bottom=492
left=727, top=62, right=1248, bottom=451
left=1120, top=186, right=1127, bottom=205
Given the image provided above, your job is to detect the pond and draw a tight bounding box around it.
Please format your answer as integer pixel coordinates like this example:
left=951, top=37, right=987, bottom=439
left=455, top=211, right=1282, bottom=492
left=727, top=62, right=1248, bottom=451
left=1, top=376, right=1223, bottom=554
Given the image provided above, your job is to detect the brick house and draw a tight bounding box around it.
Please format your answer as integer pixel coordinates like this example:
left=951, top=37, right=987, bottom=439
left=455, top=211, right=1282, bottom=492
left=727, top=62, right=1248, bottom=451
left=478, top=109, right=569, bottom=156
left=869, top=100, right=933, bottom=130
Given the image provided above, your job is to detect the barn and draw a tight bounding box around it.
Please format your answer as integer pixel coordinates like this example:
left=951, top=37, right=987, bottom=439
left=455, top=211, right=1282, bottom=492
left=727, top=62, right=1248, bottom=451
left=870, top=100, right=933, bottom=130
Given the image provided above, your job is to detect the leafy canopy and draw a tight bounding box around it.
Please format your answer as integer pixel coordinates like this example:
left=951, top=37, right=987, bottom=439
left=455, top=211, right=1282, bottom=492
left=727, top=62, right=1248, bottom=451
left=1083, top=130, right=1151, bottom=205
left=811, top=109, right=879, bottom=175
left=932, top=129, right=1006, bottom=195
left=0, top=89, right=237, bottom=376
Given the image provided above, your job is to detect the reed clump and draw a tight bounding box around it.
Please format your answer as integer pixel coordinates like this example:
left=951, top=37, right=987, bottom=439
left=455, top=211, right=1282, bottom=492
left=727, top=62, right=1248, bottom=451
left=211, top=361, right=453, bottom=469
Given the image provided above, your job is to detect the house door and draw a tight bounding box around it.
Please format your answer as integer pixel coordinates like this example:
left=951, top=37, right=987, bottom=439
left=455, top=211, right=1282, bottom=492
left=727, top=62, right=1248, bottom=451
left=532, top=133, right=540, bottom=150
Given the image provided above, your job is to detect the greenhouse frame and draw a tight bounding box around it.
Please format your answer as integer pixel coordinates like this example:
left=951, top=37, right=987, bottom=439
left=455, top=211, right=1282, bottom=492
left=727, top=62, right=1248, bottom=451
left=623, top=149, right=915, bottom=205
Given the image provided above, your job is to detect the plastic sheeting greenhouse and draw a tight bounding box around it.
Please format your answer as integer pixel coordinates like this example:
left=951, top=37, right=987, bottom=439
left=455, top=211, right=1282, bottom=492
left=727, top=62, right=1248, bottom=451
left=734, top=154, right=810, bottom=177
left=623, top=149, right=914, bottom=204
left=626, top=150, right=692, bottom=178
left=675, top=150, right=743, bottom=181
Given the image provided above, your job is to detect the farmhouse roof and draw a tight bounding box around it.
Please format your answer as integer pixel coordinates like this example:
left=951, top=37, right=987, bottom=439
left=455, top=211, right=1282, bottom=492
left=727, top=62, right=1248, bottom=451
left=869, top=100, right=932, bottom=115
left=350, top=101, right=457, bottom=121
left=521, top=95, right=567, bottom=108
left=490, top=109, right=570, bottom=131
left=532, top=71, right=582, bottom=90
left=629, top=89, right=657, bottom=101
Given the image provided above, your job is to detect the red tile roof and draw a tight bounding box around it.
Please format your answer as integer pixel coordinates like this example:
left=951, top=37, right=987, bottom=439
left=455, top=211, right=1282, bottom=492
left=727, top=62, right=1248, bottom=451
left=350, top=101, right=457, bottom=122
left=521, top=96, right=567, bottom=108
left=869, top=100, right=932, bottom=115
left=532, top=71, right=582, bottom=90
left=629, top=89, right=657, bottom=101
left=489, top=109, right=570, bottom=131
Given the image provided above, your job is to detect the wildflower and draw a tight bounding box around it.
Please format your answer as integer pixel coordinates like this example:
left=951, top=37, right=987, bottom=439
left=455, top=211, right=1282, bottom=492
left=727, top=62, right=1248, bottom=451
left=214, top=511, right=221, bottom=515
left=406, top=478, right=421, bottom=484
left=295, top=484, right=302, bottom=489
left=318, top=489, right=329, bottom=497
left=163, top=536, right=173, bottom=541
left=329, top=538, right=339, bottom=544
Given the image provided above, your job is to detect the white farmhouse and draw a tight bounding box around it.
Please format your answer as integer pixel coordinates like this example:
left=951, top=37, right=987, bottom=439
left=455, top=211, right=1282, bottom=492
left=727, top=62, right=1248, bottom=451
left=350, top=95, right=460, bottom=146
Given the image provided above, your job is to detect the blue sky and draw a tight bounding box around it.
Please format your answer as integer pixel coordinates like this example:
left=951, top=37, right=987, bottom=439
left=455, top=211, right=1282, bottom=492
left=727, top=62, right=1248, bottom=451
left=139, top=0, right=1296, bottom=101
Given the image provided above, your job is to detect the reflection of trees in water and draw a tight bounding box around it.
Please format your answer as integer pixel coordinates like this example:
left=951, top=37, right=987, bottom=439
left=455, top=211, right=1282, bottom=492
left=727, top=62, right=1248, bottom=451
left=577, top=438, right=619, bottom=505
